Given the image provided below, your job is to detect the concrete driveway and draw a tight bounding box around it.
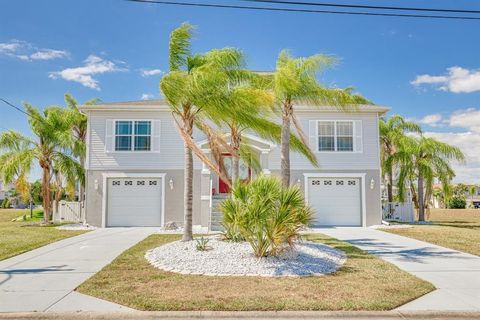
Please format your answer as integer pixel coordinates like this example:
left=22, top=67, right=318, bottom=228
left=0, top=227, right=156, bottom=312
left=317, top=227, right=480, bottom=311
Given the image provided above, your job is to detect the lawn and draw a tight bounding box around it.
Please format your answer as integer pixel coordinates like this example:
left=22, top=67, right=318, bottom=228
left=77, top=234, right=434, bottom=311
left=384, top=209, right=480, bottom=256
left=0, top=209, right=87, bottom=261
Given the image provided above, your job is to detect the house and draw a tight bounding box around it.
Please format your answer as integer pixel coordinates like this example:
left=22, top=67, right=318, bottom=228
left=79, top=100, right=388, bottom=229
left=0, top=180, right=13, bottom=202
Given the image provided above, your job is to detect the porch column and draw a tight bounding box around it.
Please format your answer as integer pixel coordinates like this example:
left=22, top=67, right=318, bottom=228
left=261, top=150, right=271, bottom=175
left=200, top=152, right=212, bottom=231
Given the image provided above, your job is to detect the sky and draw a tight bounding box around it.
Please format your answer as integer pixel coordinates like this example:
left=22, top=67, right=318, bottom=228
left=1, top=0, right=480, bottom=183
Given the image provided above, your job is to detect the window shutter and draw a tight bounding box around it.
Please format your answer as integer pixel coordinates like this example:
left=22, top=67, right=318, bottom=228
left=308, top=120, right=318, bottom=153
left=105, top=120, right=114, bottom=152
left=152, top=120, right=161, bottom=152
left=354, top=120, right=363, bottom=152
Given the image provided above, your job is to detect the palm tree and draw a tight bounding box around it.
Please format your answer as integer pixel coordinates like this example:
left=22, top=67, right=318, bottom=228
left=160, top=23, right=254, bottom=240
left=272, top=50, right=370, bottom=186
left=0, top=104, right=83, bottom=223
left=469, top=185, right=477, bottom=207
left=395, top=136, right=465, bottom=221
left=379, top=115, right=421, bottom=203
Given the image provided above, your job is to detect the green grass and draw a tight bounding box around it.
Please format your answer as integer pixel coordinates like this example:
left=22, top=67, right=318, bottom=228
left=77, top=234, right=434, bottom=311
left=384, top=209, right=480, bottom=256
left=0, top=209, right=88, bottom=261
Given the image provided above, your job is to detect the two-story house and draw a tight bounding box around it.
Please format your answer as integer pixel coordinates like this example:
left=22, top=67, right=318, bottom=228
left=79, top=100, right=388, bottom=230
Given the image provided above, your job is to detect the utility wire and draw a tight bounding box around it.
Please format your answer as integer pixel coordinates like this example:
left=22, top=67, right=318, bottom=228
left=0, top=98, right=49, bottom=128
left=125, top=0, right=480, bottom=20
left=241, top=0, right=480, bottom=15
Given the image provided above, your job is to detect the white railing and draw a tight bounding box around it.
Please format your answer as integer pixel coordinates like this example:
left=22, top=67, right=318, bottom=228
left=382, top=202, right=415, bottom=223
left=53, top=201, right=83, bottom=223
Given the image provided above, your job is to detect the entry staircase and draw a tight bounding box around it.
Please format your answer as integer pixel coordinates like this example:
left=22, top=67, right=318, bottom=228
left=210, top=194, right=228, bottom=232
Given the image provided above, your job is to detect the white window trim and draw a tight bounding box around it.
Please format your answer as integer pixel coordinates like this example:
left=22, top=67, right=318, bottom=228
left=110, top=119, right=157, bottom=153
left=303, top=173, right=367, bottom=227
left=315, top=120, right=360, bottom=153
left=101, top=172, right=166, bottom=228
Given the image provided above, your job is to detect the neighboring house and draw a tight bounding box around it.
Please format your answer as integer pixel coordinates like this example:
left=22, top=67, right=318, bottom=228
left=79, top=100, right=388, bottom=230
left=431, top=184, right=480, bottom=209
left=0, top=180, right=12, bottom=202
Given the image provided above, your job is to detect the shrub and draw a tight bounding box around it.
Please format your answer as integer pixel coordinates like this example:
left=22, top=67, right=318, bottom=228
left=220, top=175, right=313, bottom=257
left=1, top=198, right=9, bottom=209
left=195, top=236, right=211, bottom=251
left=448, top=196, right=466, bottom=209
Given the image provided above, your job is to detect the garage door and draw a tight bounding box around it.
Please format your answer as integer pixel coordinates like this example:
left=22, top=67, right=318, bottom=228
left=307, top=177, right=361, bottom=226
left=107, top=177, right=162, bottom=227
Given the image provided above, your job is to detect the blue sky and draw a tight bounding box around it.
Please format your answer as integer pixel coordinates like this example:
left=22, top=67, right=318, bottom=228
left=1, top=0, right=480, bottom=182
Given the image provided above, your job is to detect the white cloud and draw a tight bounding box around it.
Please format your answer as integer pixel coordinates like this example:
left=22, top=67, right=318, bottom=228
left=412, top=67, right=480, bottom=93
left=141, top=68, right=163, bottom=77
left=420, top=113, right=443, bottom=126
left=0, top=40, right=68, bottom=61
left=49, top=55, right=127, bottom=90
left=141, top=93, right=155, bottom=100
left=424, top=108, right=480, bottom=183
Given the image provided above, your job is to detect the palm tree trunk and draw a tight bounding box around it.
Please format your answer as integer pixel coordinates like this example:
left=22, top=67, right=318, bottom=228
left=387, top=165, right=394, bottom=203
left=182, top=118, right=194, bottom=241
left=231, top=129, right=240, bottom=184
left=280, top=101, right=292, bottom=187
left=41, top=166, right=51, bottom=223
left=54, top=172, right=62, bottom=215
left=417, top=175, right=425, bottom=222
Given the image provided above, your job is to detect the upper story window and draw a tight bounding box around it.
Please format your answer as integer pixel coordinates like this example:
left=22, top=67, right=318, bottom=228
left=115, top=120, right=151, bottom=151
left=317, top=120, right=354, bottom=152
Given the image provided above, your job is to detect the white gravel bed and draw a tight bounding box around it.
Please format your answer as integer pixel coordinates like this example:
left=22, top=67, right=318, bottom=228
left=56, top=223, right=98, bottom=230
left=145, top=237, right=346, bottom=277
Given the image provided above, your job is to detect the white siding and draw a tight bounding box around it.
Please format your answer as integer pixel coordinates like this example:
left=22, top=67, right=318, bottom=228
left=268, top=112, right=380, bottom=170
left=88, top=111, right=205, bottom=170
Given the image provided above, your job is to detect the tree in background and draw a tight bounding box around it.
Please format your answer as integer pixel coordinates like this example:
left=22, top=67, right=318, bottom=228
left=0, top=104, right=83, bottom=223
left=379, top=115, right=422, bottom=203
left=395, top=136, right=465, bottom=221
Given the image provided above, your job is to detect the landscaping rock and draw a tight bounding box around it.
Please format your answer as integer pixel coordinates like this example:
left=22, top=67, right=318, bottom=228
left=163, top=221, right=179, bottom=230
left=145, top=237, right=346, bottom=277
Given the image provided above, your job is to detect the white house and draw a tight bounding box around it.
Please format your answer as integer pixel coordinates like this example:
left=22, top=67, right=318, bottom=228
left=0, top=179, right=13, bottom=202
left=79, top=100, right=388, bottom=230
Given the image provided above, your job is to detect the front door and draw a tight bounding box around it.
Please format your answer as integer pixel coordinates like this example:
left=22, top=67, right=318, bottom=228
left=218, top=154, right=251, bottom=193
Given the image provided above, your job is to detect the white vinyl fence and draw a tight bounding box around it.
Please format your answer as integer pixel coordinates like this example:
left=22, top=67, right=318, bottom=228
left=382, top=202, right=415, bottom=223
left=53, top=201, right=83, bottom=223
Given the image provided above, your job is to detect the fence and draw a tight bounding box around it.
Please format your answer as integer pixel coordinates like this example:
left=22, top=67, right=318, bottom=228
left=53, top=201, right=83, bottom=223
left=382, top=202, right=415, bottom=223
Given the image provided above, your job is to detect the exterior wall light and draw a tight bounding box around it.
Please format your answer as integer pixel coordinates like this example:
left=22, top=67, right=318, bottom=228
left=370, top=178, right=375, bottom=190
left=169, top=178, right=174, bottom=190
left=94, top=179, right=99, bottom=190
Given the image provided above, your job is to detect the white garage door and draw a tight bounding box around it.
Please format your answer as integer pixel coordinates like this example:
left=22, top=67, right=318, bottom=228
left=307, top=177, right=361, bottom=226
left=107, top=177, right=162, bottom=227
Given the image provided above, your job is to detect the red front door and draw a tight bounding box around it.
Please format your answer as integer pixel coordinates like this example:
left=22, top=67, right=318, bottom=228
left=218, top=154, right=251, bottom=193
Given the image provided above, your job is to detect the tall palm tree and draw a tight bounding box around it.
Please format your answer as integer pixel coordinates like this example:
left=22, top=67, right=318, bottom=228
left=160, top=23, right=253, bottom=240
left=272, top=50, right=370, bottom=186
left=379, top=115, right=421, bottom=203
left=395, top=136, right=465, bottom=221
left=0, top=104, right=83, bottom=223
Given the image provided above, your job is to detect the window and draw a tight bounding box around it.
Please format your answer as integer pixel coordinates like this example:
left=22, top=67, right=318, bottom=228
left=317, top=121, right=354, bottom=152
left=115, top=120, right=151, bottom=151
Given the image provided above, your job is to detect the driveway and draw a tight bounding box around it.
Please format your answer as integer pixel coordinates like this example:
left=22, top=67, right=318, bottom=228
left=317, top=227, right=480, bottom=311
left=0, top=227, right=156, bottom=312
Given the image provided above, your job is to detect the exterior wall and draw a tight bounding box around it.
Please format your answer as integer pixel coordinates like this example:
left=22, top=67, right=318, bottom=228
left=86, top=110, right=204, bottom=171
left=270, top=169, right=382, bottom=226
left=268, top=111, right=380, bottom=170
left=85, top=169, right=203, bottom=227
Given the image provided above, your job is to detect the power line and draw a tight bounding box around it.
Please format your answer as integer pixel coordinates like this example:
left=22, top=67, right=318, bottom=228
left=125, top=0, right=480, bottom=20
left=241, top=0, right=480, bottom=15
left=0, top=98, right=49, bottom=128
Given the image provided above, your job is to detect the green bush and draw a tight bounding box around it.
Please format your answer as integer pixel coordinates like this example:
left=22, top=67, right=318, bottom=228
left=1, top=198, right=9, bottom=209
left=220, top=175, right=313, bottom=257
left=448, top=196, right=466, bottom=209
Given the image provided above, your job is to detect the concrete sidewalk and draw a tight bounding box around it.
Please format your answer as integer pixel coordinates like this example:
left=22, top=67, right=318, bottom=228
left=316, top=227, right=480, bottom=311
left=0, top=311, right=479, bottom=320
left=0, top=227, right=156, bottom=312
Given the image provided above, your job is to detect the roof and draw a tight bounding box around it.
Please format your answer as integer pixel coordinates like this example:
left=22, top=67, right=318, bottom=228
left=79, top=99, right=389, bottom=114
